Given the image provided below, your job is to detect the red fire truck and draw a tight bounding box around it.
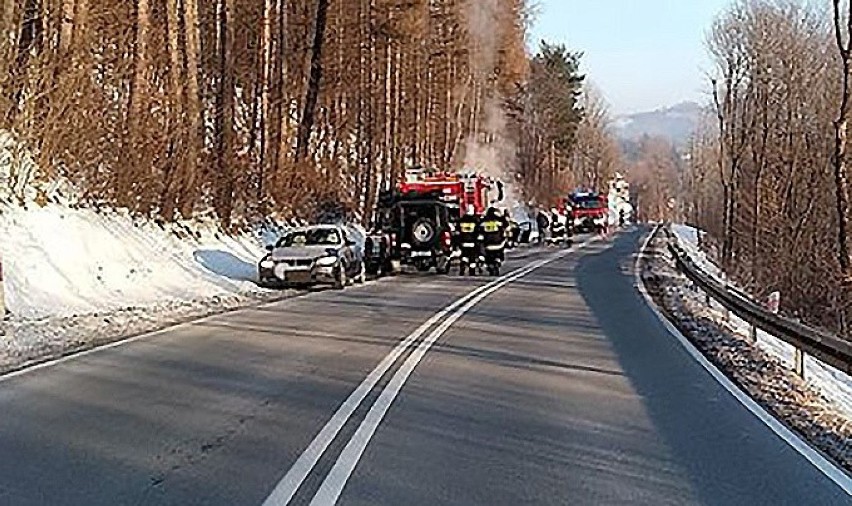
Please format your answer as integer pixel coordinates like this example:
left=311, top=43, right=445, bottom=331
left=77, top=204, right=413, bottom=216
left=364, top=168, right=504, bottom=275
left=397, top=169, right=504, bottom=217
left=567, top=190, right=609, bottom=233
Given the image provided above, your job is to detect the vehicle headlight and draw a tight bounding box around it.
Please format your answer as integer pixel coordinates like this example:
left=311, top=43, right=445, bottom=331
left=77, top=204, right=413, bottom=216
left=316, top=256, right=338, bottom=267
left=260, top=259, right=274, bottom=269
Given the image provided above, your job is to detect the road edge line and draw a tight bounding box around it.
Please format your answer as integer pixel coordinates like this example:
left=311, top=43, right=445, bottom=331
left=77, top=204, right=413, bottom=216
left=635, top=225, right=852, bottom=496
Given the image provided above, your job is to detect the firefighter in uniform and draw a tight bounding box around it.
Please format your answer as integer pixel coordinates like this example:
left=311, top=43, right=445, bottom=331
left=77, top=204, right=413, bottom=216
left=503, top=209, right=519, bottom=248
left=457, top=205, right=482, bottom=276
left=480, top=207, right=508, bottom=275
left=549, top=207, right=567, bottom=245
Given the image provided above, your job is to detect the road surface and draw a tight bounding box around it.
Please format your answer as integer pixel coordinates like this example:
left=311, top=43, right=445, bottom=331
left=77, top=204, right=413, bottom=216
left=0, top=229, right=847, bottom=505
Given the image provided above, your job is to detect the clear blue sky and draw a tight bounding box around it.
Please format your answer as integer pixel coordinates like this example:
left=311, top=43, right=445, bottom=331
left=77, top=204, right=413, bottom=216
left=530, top=0, right=730, bottom=115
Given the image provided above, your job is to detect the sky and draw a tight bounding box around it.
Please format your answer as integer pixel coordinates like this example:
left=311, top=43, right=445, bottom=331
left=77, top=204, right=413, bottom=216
left=530, top=0, right=730, bottom=115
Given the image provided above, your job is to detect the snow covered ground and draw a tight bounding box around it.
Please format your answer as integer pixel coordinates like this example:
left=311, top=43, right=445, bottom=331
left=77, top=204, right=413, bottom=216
left=0, top=201, right=297, bottom=374
left=0, top=131, right=382, bottom=374
left=669, top=224, right=852, bottom=419
left=0, top=204, right=278, bottom=319
left=642, top=230, right=852, bottom=471
left=670, top=224, right=724, bottom=280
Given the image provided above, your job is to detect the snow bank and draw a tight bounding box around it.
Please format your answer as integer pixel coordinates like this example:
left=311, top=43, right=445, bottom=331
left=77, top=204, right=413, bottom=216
left=643, top=231, right=852, bottom=470
left=670, top=224, right=724, bottom=280
left=670, top=224, right=852, bottom=418
left=0, top=204, right=276, bottom=319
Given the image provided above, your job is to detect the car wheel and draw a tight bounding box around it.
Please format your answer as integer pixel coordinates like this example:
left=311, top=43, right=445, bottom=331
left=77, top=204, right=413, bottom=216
left=412, top=219, right=436, bottom=245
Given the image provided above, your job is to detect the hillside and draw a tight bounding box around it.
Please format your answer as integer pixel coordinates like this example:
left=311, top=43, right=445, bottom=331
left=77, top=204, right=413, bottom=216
left=614, top=101, right=703, bottom=146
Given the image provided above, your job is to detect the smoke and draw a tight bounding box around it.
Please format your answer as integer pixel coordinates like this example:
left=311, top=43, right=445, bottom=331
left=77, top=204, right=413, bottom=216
left=464, top=0, right=501, bottom=79
left=462, top=0, right=525, bottom=216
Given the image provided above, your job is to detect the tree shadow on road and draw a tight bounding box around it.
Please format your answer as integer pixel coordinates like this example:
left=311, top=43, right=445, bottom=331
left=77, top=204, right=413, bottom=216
left=575, top=228, right=847, bottom=506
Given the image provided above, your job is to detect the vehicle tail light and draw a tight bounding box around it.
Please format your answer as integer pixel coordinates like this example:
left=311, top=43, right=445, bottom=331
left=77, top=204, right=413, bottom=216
left=442, top=230, right=452, bottom=248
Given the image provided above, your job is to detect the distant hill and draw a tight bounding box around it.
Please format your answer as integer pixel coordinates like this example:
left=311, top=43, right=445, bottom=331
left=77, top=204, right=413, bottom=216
left=613, top=101, right=703, bottom=147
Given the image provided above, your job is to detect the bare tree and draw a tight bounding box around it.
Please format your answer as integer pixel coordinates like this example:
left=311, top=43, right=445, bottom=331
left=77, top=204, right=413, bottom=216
left=833, top=0, right=852, bottom=278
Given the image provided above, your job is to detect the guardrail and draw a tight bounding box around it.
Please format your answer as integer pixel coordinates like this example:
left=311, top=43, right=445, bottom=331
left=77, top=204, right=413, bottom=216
left=661, top=227, right=852, bottom=377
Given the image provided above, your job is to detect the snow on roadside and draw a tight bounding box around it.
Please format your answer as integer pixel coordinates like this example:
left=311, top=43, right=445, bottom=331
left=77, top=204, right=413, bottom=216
left=642, top=229, right=851, bottom=472
left=0, top=289, right=294, bottom=374
left=0, top=203, right=274, bottom=319
left=669, top=224, right=852, bottom=418
left=0, top=130, right=309, bottom=374
left=670, top=224, right=724, bottom=281
left=0, top=202, right=297, bottom=374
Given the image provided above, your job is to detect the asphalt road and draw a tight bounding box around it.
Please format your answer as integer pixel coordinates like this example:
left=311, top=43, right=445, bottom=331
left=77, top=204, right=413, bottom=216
left=0, top=229, right=848, bottom=505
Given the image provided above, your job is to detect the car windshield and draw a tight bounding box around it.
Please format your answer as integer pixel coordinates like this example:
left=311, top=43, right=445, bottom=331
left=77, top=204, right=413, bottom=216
left=573, top=198, right=604, bottom=210
left=278, top=228, right=342, bottom=247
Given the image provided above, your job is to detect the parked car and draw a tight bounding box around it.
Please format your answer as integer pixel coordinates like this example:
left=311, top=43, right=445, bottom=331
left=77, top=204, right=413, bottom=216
left=259, top=225, right=365, bottom=289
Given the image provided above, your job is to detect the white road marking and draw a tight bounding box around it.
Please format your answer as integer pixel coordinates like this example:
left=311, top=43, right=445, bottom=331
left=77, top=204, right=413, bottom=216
left=635, top=227, right=852, bottom=496
left=260, top=283, right=482, bottom=506
left=262, top=238, right=599, bottom=506
left=308, top=257, right=558, bottom=505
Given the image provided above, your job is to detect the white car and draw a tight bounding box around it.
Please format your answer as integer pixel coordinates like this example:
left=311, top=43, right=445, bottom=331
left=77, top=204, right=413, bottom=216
left=259, top=225, right=365, bottom=289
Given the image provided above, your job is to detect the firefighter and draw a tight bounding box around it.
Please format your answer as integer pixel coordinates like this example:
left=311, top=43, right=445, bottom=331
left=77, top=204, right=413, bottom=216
left=535, top=209, right=550, bottom=244
left=564, top=201, right=575, bottom=244
left=480, top=207, right=508, bottom=275
left=549, top=207, right=567, bottom=246
left=457, top=205, right=482, bottom=276
left=502, top=209, right=518, bottom=248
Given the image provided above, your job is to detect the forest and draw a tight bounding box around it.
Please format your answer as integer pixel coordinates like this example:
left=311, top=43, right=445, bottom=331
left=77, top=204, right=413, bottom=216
left=0, top=0, right=624, bottom=228
left=685, top=0, right=852, bottom=336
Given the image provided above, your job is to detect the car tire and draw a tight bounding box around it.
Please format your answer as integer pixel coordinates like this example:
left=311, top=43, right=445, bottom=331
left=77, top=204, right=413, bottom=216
left=412, top=219, right=436, bottom=245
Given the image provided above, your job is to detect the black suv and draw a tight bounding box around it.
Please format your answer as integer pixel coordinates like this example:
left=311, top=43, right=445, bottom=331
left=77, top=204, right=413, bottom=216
left=367, top=191, right=454, bottom=274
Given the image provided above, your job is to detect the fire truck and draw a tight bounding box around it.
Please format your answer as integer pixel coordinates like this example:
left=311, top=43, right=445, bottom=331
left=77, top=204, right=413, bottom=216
left=567, top=190, right=609, bottom=234
left=364, top=168, right=504, bottom=275
left=396, top=169, right=504, bottom=218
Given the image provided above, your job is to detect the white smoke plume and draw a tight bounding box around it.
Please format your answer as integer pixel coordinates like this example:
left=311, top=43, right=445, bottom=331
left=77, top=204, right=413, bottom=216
left=462, top=0, right=526, bottom=218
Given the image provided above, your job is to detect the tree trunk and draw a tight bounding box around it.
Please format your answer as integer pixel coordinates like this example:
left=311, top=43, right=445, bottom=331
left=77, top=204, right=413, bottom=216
left=182, top=0, right=202, bottom=217
left=129, top=0, right=150, bottom=120
left=294, top=0, right=331, bottom=163
left=5, top=0, right=43, bottom=124
left=161, top=0, right=186, bottom=220
left=214, top=0, right=237, bottom=226
left=834, top=1, right=852, bottom=278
